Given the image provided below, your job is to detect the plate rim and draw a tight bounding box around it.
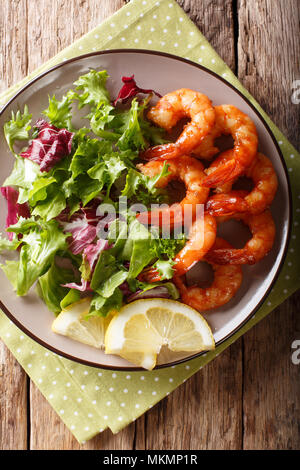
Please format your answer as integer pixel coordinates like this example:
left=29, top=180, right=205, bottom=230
left=0, top=48, right=293, bottom=371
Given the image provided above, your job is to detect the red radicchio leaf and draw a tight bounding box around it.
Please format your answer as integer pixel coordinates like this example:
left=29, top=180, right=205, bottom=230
left=60, top=215, right=97, bottom=255
left=113, top=75, right=162, bottom=106
left=62, top=279, right=92, bottom=292
left=127, top=286, right=170, bottom=303
left=95, top=213, right=116, bottom=238
left=83, top=239, right=109, bottom=272
left=20, top=119, right=74, bottom=172
left=61, top=238, right=109, bottom=292
left=119, top=281, right=132, bottom=296
left=1, top=186, right=30, bottom=240
left=58, top=200, right=108, bottom=255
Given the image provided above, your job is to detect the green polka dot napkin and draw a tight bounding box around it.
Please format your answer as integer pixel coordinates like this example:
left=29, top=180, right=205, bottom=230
left=0, top=0, right=299, bottom=444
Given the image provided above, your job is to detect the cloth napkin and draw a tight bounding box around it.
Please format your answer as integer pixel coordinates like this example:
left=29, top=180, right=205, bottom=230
left=0, top=0, right=299, bottom=444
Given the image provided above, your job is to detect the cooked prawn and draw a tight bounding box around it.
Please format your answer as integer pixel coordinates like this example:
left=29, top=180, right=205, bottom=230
left=137, top=155, right=210, bottom=227
left=206, top=210, right=276, bottom=265
left=203, top=149, right=238, bottom=194
left=140, top=88, right=215, bottom=160
left=138, top=214, right=217, bottom=282
left=206, top=153, right=278, bottom=216
left=173, top=238, right=243, bottom=311
left=195, top=105, right=258, bottom=187
left=206, top=190, right=249, bottom=217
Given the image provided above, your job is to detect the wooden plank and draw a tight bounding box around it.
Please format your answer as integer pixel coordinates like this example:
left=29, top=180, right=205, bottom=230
left=242, top=298, right=300, bottom=449
left=26, top=0, right=125, bottom=74
left=0, top=0, right=29, bottom=92
left=135, top=0, right=243, bottom=450
left=136, top=342, right=243, bottom=450
left=177, top=0, right=236, bottom=72
left=237, top=0, right=300, bottom=449
left=0, top=0, right=29, bottom=450
left=237, top=0, right=300, bottom=148
left=0, top=346, right=28, bottom=449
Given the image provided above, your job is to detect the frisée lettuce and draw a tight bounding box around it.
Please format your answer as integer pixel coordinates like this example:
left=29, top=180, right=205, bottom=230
left=0, top=69, right=184, bottom=318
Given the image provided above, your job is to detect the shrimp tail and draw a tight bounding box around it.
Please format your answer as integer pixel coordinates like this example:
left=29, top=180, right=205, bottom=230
left=138, top=267, right=162, bottom=283
left=205, top=190, right=249, bottom=216
left=140, top=143, right=179, bottom=161
left=202, top=159, right=243, bottom=188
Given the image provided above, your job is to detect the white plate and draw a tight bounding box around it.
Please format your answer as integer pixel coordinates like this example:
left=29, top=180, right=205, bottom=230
left=0, top=50, right=292, bottom=369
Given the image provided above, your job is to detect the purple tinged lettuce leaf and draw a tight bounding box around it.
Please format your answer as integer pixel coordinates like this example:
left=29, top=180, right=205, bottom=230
left=1, top=186, right=30, bottom=240
left=20, top=119, right=74, bottom=172
left=127, top=286, right=170, bottom=302
left=113, top=75, right=161, bottom=106
left=61, top=278, right=92, bottom=292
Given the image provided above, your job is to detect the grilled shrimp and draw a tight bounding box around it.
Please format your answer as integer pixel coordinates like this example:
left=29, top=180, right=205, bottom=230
left=140, top=89, right=215, bottom=160
left=137, top=155, right=209, bottom=227
left=206, top=153, right=278, bottom=216
left=138, top=214, right=217, bottom=282
left=195, top=105, right=258, bottom=187
left=206, top=210, right=276, bottom=265
left=173, top=238, right=243, bottom=311
left=203, top=149, right=238, bottom=194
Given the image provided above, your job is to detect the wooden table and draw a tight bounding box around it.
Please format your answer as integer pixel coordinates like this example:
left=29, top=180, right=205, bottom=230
left=0, top=0, right=299, bottom=450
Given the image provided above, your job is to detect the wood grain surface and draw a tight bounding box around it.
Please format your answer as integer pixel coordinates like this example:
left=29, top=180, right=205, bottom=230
left=0, top=0, right=299, bottom=450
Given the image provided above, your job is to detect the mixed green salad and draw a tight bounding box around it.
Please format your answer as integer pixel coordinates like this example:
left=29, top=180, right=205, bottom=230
left=0, top=70, right=185, bottom=318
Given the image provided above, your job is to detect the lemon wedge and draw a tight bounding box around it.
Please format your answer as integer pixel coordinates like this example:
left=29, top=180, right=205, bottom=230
left=105, top=299, right=215, bottom=370
left=52, top=298, right=111, bottom=349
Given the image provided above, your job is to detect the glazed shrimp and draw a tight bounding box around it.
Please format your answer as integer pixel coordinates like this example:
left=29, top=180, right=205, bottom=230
left=194, top=105, right=258, bottom=187
left=206, top=153, right=278, bottom=216
left=203, top=149, right=238, bottom=194
left=138, top=214, right=217, bottom=282
left=173, top=238, right=243, bottom=311
left=137, top=155, right=210, bottom=227
left=206, top=210, right=276, bottom=265
left=140, top=89, right=215, bottom=160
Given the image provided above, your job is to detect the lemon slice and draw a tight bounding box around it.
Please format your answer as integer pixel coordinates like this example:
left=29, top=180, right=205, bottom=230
left=52, top=298, right=111, bottom=349
left=105, top=299, right=215, bottom=370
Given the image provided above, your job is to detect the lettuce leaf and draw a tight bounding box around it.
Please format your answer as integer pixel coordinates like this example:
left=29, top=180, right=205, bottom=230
left=6, top=216, right=38, bottom=235
left=2, top=157, right=41, bottom=192
left=89, top=104, right=118, bottom=140
left=89, top=287, right=123, bottom=318
left=0, top=260, right=19, bottom=290
left=0, top=234, right=21, bottom=252
left=69, top=138, right=108, bottom=179
left=43, top=95, right=73, bottom=130
left=37, top=260, right=75, bottom=314
left=65, top=174, right=102, bottom=207
left=60, top=289, right=81, bottom=310
left=62, top=138, right=124, bottom=202
left=31, top=184, right=66, bottom=220
left=95, top=270, right=128, bottom=299
left=15, top=219, right=69, bottom=296
left=69, top=70, right=110, bottom=109
left=90, top=250, right=117, bottom=290
left=4, top=105, right=32, bottom=153
left=153, top=259, right=175, bottom=280
left=116, top=98, right=146, bottom=151
left=28, top=175, right=57, bottom=205
left=121, top=161, right=169, bottom=205
left=128, top=239, right=155, bottom=279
